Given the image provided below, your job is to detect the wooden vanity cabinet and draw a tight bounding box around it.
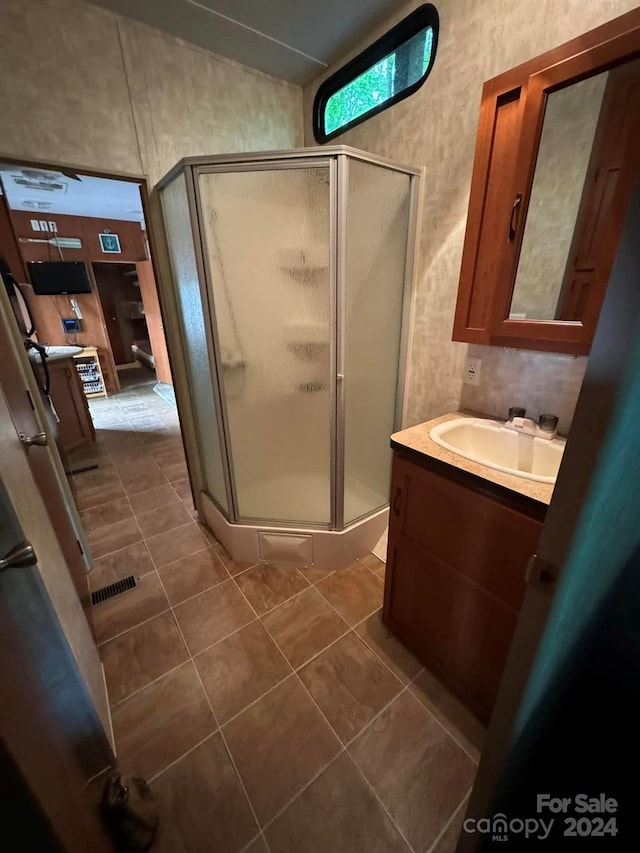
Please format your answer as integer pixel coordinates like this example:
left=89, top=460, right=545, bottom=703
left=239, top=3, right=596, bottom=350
left=383, top=448, right=545, bottom=724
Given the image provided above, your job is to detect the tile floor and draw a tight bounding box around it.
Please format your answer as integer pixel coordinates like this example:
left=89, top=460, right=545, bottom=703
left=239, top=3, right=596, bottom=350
left=68, top=373, right=484, bottom=853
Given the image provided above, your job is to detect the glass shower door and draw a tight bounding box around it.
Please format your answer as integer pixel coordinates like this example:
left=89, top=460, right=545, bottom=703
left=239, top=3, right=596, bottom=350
left=197, top=164, right=333, bottom=525
left=342, top=159, right=412, bottom=525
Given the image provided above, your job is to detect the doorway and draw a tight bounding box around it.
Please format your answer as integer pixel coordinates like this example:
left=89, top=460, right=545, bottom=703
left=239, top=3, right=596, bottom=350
left=92, top=259, right=172, bottom=388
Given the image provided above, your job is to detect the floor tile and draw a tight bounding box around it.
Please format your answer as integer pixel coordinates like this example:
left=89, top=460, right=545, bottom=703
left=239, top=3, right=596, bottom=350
left=74, top=463, right=118, bottom=491
left=299, top=633, right=402, bottom=743
left=410, top=669, right=486, bottom=763
left=136, top=500, right=192, bottom=539
left=431, top=794, right=469, bottom=853
left=93, top=571, right=170, bottom=643
left=75, top=479, right=126, bottom=511
left=298, top=565, right=335, bottom=584
left=152, top=733, right=258, bottom=853
left=355, top=610, right=423, bottom=685
left=209, top=540, right=257, bottom=576
left=349, top=691, right=476, bottom=852
left=128, top=484, right=182, bottom=516
left=146, top=522, right=209, bottom=569
left=195, top=621, right=290, bottom=724
left=88, top=516, right=143, bottom=559
left=153, top=448, right=186, bottom=470
left=79, top=497, right=133, bottom=532
left=358, top=552, right=386, bottom=580
left=158, top=547, right=228, bottom=605
left=101, top=611, right=189, bottom=705
left=242, top=837, right=268, bottom=853
left=89, top=541, right=155, bottom=590
left=163, top=461, right=189, bottom=483
left=112, top=662, right=216, bottom=780
left=172, top=478, right=192, bottom=501
left=262, top=587, right=348, bottom=669
left=223, top=676, right=340, bottom=826
left=234, top=563, right=308, bottom=615
left=122, top=466, right=168, bottom=496
left=174, top=580, right=255, bottom=655
left=316, top=561, right=384, bottom=626
left=265, top=753, right=409, bottom=853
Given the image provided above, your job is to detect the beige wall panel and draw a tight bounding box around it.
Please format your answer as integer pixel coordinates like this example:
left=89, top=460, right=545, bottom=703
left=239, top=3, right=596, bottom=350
left=0, top=0, right=302, bottom=185
left=118, top=18, right=303, bottom=184
left=304, top=0, right=639, bottom=433
left=0, top=0, right=142, bottom=174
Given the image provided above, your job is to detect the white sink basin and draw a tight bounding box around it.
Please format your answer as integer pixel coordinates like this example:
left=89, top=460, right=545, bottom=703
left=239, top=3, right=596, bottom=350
left=429, top=418, right=565, bottom=484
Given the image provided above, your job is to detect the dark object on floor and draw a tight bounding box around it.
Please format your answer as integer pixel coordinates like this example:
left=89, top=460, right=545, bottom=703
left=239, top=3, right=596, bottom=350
left=66, top=463, right=100, bottom=476
left=101, top=771, right=158, bottom=853
left=91, top=575, right=137, bottom=606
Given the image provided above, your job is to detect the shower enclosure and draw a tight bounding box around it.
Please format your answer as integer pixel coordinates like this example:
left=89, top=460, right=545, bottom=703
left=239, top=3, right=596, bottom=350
left=158, top=147, right=420, bottom=566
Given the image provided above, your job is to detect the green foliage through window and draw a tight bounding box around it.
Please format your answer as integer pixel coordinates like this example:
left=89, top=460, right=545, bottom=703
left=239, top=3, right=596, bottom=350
left=324, top=28, right=434, bottom=137
left=313, top=7, right=439, bottom=143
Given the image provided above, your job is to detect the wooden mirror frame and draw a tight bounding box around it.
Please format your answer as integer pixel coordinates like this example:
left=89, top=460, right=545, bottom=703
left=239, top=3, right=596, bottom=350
left=452, top=9, right=640, bottom=355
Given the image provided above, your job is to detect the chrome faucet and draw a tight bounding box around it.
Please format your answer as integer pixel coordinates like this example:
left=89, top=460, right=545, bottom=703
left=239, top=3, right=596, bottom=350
left=505, top=408, right=558, bottom=440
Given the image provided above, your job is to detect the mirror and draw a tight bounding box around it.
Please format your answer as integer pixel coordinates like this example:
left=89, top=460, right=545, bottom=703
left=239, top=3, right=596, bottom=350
left=509, top=71, right=609, bottom=321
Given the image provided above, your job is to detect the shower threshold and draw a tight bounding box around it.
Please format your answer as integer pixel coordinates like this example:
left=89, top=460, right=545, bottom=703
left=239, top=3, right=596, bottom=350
left=201, top=492, right=388, bottom=568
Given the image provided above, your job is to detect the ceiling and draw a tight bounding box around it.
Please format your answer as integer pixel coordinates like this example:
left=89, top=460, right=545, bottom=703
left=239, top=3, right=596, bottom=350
left=0, top=166, right=144, bottom=222
left=90, top=0, right=403, bottom=84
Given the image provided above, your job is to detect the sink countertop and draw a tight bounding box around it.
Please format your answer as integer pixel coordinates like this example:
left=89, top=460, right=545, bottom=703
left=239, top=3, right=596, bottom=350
left=391, top=411, right=554, bottom=506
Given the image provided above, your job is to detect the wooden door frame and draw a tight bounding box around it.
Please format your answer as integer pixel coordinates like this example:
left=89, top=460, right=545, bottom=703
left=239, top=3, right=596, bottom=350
left=0, top=151, right=204, bottom=515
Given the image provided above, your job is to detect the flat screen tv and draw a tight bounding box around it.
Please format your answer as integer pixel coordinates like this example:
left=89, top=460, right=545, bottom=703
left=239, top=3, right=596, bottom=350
left=27, top=261, right=92, bottom=295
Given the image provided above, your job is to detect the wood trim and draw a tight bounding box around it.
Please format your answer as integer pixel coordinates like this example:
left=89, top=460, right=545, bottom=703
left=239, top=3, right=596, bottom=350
left=390, top=443, right=548, bottom=522
left=452, top=7, right=640, bottom=354
left=490, top=27, right=640, bottom=347
left=136, top=260, right=172, bottom=384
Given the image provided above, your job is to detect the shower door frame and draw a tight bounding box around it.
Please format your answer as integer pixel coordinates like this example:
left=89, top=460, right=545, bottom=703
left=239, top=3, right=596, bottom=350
left=162, top=147, right=421, bottom=532
left=192, top=156, right=338, bottom=529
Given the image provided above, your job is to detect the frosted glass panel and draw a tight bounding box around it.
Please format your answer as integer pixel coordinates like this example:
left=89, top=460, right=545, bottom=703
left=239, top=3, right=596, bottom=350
left=198, top=167, right=332, bottom=524
left=343, top=161, right=411, bottom=524
left=160, top=173, right=228, bottom=512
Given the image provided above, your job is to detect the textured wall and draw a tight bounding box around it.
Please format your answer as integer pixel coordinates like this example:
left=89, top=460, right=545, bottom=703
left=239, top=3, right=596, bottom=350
left=0, top=0, right=302, bottom=183
left=303, top=0, right=639, bottom=433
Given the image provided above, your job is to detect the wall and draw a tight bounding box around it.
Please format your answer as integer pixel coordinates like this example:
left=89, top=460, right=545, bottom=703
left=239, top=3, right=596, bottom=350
left=11, top=210, right=149, bottom=391
left=0, top=0, right=302, bottom=184
left=303, top=0, right=639, bottom=434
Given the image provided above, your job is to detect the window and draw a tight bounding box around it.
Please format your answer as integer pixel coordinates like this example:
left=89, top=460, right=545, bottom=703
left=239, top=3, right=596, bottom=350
left=313, top=5, right=439, bottom=143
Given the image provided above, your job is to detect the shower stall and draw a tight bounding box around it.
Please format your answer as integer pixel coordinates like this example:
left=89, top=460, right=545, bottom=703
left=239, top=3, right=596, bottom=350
left=158, top=147, right=420, bottom=566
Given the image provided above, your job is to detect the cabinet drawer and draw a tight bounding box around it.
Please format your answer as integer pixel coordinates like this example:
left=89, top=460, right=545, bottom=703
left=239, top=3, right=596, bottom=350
left=391, top=456, right=540, bottom=609
left=386, top=535, right=518, bottom=723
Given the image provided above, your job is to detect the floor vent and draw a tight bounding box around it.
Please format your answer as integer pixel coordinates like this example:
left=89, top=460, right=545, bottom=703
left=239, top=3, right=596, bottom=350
left=91, top=575, right=137, bottom=606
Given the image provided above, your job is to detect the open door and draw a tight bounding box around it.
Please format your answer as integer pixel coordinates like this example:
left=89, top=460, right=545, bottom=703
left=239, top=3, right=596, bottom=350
left=136, top=260, right=172, bottom=384
left=0, top=381, right=113, bottom=849
left=460, top=182, right=640, bottom=849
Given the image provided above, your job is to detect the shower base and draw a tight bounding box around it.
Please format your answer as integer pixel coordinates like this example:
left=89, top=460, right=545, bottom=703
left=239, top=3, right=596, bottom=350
left=201, top=492, right=388, bottom=569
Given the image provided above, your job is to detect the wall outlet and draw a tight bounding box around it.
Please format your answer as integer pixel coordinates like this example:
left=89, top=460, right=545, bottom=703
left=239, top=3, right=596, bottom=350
left=463, top=356, right=482, bottom=386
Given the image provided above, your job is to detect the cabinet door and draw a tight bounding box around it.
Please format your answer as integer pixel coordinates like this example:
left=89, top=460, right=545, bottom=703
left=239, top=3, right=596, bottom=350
left=452, top=81, right=526, bottom=345
left=452, top=9, right=640, bottom=355
left=49, top=361, right=94, bottom=455
left=384, top=454, right=542, bottom=723
left=386, top=535, right=519, bottom=723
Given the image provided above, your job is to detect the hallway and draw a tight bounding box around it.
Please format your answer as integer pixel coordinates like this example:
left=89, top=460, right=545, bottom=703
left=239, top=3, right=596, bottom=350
left=68, top=379, right=482, bottom=853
